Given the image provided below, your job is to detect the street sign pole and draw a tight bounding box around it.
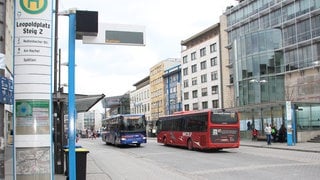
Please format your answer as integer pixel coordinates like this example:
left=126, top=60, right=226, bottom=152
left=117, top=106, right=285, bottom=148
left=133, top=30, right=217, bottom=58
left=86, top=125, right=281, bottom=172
left=68, top=10, right=77, bottom=180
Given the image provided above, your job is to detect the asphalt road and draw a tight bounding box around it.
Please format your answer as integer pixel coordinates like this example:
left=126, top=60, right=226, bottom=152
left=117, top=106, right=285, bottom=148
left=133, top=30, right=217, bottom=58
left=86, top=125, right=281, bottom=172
left=75, top=138, right=320, bottom=180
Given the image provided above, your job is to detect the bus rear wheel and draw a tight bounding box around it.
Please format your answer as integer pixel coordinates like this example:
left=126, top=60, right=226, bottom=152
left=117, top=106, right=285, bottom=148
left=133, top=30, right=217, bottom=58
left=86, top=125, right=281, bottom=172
left=163, top=137, right=167, bottom=146
left=187, top=139, right=193, bottom=151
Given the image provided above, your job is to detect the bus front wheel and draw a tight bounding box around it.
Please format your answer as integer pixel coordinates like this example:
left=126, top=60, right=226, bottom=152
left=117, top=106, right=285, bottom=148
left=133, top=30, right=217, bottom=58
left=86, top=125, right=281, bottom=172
left=113, top=137, right=117, bottom=146
left=187, top=139, right=193, bottom=151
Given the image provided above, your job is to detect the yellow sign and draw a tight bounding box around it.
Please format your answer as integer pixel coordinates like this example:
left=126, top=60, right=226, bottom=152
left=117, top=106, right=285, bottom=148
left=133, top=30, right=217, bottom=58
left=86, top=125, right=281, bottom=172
left=20, top=0, right=48, bottom=14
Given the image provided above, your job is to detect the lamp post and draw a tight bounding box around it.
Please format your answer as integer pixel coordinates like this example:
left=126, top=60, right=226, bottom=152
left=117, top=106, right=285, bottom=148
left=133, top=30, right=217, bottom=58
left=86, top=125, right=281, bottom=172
left=249, top=78, right=268, bottom=130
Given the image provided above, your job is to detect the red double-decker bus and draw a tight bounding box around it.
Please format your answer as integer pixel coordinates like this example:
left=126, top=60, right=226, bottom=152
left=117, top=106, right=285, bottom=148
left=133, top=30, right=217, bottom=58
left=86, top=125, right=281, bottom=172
left=156, top=109, right=240, bottom=151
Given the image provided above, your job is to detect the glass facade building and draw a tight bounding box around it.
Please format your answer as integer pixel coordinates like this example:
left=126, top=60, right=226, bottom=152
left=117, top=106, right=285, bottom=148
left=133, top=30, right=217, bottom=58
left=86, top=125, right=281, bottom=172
left=163, top=65, right=182, bottom=115
left=225, top=0, right=320, bottom=142
left=234, top=29, right=284, bottom=106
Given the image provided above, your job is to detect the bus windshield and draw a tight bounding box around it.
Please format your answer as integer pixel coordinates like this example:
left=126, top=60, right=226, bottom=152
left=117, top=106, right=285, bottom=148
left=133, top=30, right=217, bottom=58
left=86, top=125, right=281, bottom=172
left=120, top=116, right=146, bottom=131
left=211, top=113, right=238, bottom=124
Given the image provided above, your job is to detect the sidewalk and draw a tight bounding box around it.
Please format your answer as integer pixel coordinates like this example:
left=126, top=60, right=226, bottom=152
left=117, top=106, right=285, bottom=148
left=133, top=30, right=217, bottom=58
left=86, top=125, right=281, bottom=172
left=240, top=139, right=320, bottom=153
left=55, top=150, right=110, bottom=180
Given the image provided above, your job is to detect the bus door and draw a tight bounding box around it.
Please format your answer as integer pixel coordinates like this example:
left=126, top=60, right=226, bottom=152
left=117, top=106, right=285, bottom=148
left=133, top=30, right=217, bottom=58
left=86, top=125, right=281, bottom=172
left=171, top=117, right=188, bottom=146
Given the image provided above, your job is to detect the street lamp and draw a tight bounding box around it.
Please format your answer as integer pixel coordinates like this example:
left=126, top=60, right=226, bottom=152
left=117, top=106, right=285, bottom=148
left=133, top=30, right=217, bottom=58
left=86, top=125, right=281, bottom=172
left=249, top=79, right=268, bottom=83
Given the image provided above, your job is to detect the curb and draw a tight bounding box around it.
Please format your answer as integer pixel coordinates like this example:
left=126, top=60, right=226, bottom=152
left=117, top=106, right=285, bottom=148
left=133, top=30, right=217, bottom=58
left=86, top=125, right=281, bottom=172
left=241, top=144, right=320, bottom=153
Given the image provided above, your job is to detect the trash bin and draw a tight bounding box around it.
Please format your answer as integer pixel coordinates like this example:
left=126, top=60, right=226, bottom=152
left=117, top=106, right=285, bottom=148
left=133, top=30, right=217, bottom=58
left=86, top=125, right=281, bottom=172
left=64, top=147, right=89, bottom=180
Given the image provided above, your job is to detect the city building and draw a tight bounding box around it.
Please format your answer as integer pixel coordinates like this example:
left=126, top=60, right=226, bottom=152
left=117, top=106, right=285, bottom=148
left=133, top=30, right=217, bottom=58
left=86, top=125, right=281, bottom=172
left=101, top=93, right=131, bottom=117
left=149, top=58, right=180, bottom=133
left=224, top=0, right=320, bottom=142
left=1, top=0, right=14, bottom=146
left=181, top=23, right=224, bottom=111
left=130, top=76, right=151, bottom=135
left=76, top=110, right=103, bottom=133
left=163, top=64, right=182, bottom=115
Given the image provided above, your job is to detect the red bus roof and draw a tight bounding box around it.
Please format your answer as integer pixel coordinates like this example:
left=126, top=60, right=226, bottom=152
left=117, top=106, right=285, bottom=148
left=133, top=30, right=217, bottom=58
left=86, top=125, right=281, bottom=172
left=170, top=109, right=231, bottom=115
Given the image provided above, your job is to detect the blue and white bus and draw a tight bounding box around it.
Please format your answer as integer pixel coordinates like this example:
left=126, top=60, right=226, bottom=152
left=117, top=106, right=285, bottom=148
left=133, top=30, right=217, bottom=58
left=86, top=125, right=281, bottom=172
left=101, top=114, right=147, bottom=147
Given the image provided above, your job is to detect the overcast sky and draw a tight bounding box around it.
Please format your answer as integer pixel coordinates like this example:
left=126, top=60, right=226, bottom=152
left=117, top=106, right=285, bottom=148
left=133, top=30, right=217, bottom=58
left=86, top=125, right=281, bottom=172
left=57, top=0, right=238, bottom=112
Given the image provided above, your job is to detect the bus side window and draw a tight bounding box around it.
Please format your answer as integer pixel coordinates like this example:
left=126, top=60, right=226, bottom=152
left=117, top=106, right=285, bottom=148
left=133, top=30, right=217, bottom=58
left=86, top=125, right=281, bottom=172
left=186, top=117, right=191, bottom=131
left=181, top=117, right=186, bottom=132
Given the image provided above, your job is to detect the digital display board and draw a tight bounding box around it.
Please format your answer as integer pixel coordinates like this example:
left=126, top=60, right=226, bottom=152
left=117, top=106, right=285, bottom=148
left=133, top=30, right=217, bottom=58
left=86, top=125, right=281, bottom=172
left=105, top=30, right=144, bottom=45
left=82, top=23, right=145, bottom=46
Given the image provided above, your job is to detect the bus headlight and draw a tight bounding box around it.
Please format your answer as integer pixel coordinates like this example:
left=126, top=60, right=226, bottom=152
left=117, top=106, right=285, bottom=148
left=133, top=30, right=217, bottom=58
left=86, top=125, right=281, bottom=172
left=121, top=137, right=126, bottom=141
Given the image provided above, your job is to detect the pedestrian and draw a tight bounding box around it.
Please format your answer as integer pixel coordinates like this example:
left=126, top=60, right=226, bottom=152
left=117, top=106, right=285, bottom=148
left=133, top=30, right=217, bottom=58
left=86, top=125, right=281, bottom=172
left=271, top=125, right=277, bottom=142
left=278, top=124, right=287, bottom=142
left=91, top=130, right=97, bottom=140
left=76, top=133, right=80, bottom=143
left=247, top=121, right=251, bottom=130
left=252, top=128, right=258, bottom=141
left=86, top=129, right=89, bottom=138
left=264, top=124, right=272, bottom=145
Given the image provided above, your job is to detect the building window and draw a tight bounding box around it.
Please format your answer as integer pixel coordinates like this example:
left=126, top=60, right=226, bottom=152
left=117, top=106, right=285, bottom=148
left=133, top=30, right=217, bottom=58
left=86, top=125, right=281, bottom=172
left=210, top=57, right=217, bottom=66
left=201, top=74, right=207, bottom=83
left=191, top=64, right=197, bottom=73
left=192, top=103, right=199, bottom=110
left=183, top=79, right=189, bottom=88
left=211, top=85, right=218, bottom=94
left=191, top=52, right=196, bottom=60
left=184, top=104, right=189, bottom=111
left=297, top=19, right=311, bottom=43
left=200, top=60, right=207, bottom=70
left=184, top=92, right=189, bottom=100
left=202, top=101, right=208, bottom=109
left=211, top=71, right=218, bottom=80
left=212, top=100, right=219, bottom=108
left=192, top=90, right=198, bottom=98
left=201, top=87, right=208, bottom=97
left=312, top=15, right=320, bottom=38
left=183, top=68, right=188, bottom=75
left=200, top=47, right=206, bottom=57
left=210, top=43, right=216, bottom=53
left=192, top=77, right=197, bottom=85
left=183, top=55, right=188, bottom=64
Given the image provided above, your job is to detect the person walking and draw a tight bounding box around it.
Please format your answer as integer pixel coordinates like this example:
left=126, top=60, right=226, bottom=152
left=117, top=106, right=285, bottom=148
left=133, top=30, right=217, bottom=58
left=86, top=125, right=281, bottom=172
left=264, top=124, right=272, bottom=145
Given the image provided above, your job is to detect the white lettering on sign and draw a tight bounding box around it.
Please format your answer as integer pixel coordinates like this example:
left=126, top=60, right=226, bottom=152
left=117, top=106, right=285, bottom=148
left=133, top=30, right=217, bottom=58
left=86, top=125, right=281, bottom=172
left=182, top=132, right=192, bottom=137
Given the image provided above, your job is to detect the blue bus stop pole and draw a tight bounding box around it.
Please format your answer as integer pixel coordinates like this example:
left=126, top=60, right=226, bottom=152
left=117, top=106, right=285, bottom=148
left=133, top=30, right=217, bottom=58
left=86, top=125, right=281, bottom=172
left=68, top=10, right=76, bottom=180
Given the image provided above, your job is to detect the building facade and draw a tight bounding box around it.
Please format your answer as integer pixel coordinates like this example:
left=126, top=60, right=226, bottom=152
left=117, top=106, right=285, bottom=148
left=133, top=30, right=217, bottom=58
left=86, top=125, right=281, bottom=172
left=224, top=0, right=320, bottom=142
left=75, top=110, right=102, bottom=133
left=181, top=24, right=224, bottom=111
left=101, top=93, right=131, bottom=117
left=163, top=64, right=182, bottom=115
left=130, top=76, right=152, bottom=134
left=149, top=58, right=180, bottom=130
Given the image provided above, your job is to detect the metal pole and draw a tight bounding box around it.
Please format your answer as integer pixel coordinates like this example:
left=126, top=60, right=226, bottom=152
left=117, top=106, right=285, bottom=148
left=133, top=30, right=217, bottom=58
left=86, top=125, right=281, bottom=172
left=0, top=0, right=6, bottom=178
left=0, top=60, right=4, bottom=180
left=54, top=0, right=59, bottom=93
left=58, top=49, right=61, bottom=90
left=68, top=10, right=76, bottom=180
